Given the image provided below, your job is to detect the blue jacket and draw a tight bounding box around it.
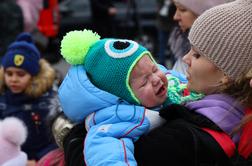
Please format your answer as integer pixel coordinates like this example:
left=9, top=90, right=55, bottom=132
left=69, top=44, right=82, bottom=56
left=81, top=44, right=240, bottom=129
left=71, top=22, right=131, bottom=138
left=59, top=65, right=188, bottom=166
left=59, top=65, right=157, bottom=166
left=0, top=89, right=57, bottom=160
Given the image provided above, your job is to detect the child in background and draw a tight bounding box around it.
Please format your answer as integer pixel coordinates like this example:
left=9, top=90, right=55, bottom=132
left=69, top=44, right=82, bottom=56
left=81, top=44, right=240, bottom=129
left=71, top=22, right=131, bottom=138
left=0, top=117, right=28, bottom=166
left=0, top=32, right=58, bottom=162
left=59, top=29, right=203, bottom=166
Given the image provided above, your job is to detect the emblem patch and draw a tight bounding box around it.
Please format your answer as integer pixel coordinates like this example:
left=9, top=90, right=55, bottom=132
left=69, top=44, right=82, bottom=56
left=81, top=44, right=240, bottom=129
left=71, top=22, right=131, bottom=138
left=14, top=54, right=24, bottom=66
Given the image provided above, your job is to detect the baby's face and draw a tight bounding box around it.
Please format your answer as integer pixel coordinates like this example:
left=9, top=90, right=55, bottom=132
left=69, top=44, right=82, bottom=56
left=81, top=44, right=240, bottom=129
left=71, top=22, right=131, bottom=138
left=129, top=55, right=168, bottom=108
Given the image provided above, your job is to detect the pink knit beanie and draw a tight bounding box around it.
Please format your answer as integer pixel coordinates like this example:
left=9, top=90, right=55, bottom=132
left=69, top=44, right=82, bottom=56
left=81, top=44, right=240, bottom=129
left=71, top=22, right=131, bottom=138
left=189, top=0, right=252, bottom=80
left=173, top=0, right=230, bottom=15
left=0, top=117, right=28, bottom=166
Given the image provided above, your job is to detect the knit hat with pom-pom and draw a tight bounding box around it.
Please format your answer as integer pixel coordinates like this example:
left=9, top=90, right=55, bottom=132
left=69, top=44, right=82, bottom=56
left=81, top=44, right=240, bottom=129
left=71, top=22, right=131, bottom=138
left=0, top=117, right=28, bottom=166
left=2, top=32, right=40, bottom=76
left=61, top=29, right=155, bottom=104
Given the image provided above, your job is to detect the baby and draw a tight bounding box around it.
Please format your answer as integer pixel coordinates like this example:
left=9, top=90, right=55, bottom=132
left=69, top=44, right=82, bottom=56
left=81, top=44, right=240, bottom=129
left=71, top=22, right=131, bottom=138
left=59, top=29, right=203, bottom=166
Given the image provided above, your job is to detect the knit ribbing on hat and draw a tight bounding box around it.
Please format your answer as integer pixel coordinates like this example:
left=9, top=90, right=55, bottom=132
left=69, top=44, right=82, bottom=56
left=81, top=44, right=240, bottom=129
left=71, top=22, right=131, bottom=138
left=189, top=0, right=252, bottom=79
left=2, top=32, right=40, bottom=76
left=85, top=39, right=152, bottom=105
left=173, top=0, right=229, bottom=15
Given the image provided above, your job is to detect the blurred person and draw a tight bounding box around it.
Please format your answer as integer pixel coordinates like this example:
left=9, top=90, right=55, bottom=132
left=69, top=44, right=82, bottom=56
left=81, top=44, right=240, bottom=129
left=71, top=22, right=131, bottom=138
left=16, top=0, right=43, bottom=33
left=90, top=0, right=117, bottom=38
left=156, top=0, right=176, bottom=67
left=169, top=0, right=229, bottom=75
left=0, top=117, right=28, bottom=166
left=36, top=148, right=65, bottom=166
left=0, top=0, right=44, bottom=60
left=0, top=0, right=23, bottom=59
left=0, top=32, right=58, bottom=163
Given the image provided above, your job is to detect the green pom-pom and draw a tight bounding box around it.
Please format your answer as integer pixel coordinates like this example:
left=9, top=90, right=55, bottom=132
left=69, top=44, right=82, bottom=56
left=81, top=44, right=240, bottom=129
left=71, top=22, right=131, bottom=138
left=60, top=29, right=100, bottom=65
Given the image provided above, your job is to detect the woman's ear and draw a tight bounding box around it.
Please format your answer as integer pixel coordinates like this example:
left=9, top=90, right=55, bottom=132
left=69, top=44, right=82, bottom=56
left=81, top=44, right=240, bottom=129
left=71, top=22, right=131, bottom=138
left=220, top=74, right=230, bottom=84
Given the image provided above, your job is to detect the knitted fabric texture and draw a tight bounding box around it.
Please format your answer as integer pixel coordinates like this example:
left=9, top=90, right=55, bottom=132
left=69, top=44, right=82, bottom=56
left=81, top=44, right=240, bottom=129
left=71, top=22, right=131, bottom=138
left=189, top=0, right=252, bottom=79
left=61, top=30, right=154, bottom=105
left=165, top=74, right=204, bottom=106
left=85, top=39, right=153, bottom=104
left=2, top=32, right=40, bottom=76
left=173, top=0, right=229, bottom=15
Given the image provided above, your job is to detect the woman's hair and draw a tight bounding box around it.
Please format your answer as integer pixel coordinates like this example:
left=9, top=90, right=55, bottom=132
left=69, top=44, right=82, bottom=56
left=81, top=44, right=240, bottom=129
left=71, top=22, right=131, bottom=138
left=0, top=59, right=56, bottom=98
left=222, top=68, right=252, bottom=108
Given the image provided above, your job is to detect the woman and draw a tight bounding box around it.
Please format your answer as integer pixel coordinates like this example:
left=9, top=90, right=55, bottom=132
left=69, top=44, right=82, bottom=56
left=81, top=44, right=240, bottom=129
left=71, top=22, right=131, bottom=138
left=135, top=0, right=252, bottom=165
left=169, top=0, right=228, bottom=75
left=53, top=0, right=252, bottom=165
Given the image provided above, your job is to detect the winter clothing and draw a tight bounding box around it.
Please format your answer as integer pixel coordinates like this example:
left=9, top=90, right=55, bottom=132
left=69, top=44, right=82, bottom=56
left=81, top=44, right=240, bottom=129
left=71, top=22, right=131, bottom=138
left=165, top=70, right=203, bottom=105
left=135, top=94, right=245, bottom=166
left=0, top=0, right=23, bottom=58
left=63, top=122, right=86, bottom=166
left=189, top=0, right=252, bottom=79
left=173, top=0, right=228, bottom=15
left=59, top=29, right=203, bottom=166
left=0, top=59, right=58, bottom=160
left=169, top=28, right=190, bottom=75
left=2, top=32, right=40, bottom=76
left=170, top=0, right=231, bottom=75
left=186, top=94, right=244, bottom=143
left=61, top=30, right=202, bottom=107
left=156, top=0, right=177, bottom=66
left=37, top=148, right=65, bottom=166
left=62, top=94, right=243, bottom=166
left=237, top=108, right=252, bottom=159
left=58, top=65, right=202, bottom=166
left=157, top=0, right=176, bottom=32
left=0, top=117, right=28, bottom=166
left=0, top=89, right=57, bottom=160
left=61, top=29, right=154, bottom=105
left=59, top=65, right=156, bottom=166
left=16, top=0, right=43, bottom=33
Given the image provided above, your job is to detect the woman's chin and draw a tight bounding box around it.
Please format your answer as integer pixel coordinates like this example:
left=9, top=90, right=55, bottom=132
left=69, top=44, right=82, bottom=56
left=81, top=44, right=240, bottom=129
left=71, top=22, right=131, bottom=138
left=186, top=83, right=199, bottom=93
left=186, top=82, right=192, bottom=90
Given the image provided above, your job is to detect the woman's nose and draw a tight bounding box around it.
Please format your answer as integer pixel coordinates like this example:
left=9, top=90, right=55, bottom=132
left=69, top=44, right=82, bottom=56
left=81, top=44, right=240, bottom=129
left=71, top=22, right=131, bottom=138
left=182, top=52, right=191, bottom=66
left=173, top=10, right=180, bottom=21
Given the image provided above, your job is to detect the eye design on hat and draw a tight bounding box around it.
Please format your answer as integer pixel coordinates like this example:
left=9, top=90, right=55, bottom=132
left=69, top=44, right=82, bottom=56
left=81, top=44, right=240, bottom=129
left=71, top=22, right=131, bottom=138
left=14, top=54, right=24, bottom=66
left=105, top=39, right=139, bottom=58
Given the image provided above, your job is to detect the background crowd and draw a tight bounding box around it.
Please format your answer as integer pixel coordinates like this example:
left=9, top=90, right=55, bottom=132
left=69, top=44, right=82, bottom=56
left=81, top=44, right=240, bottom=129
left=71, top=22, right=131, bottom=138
left=0, top=0, right=251, bottom=166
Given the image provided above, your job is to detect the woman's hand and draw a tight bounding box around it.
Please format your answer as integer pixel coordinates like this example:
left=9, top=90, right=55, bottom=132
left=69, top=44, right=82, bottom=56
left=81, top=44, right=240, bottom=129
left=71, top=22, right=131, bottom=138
left=27, top=160, right=36, bottom=166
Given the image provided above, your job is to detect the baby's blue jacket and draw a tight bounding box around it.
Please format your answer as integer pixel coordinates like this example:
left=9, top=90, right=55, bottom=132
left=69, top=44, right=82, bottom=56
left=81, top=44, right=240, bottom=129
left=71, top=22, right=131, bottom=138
left=58, top=65, right=186, bottom=166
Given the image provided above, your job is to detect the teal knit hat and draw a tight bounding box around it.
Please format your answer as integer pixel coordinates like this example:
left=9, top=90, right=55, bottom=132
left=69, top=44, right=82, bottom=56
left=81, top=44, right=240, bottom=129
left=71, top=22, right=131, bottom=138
left=61, top=29, right=155, bottom=105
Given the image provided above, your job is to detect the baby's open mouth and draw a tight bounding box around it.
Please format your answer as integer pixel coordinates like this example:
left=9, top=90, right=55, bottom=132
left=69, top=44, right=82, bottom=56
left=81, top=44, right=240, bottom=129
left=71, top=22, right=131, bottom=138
left=156, top=85, right=166, bottom=96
